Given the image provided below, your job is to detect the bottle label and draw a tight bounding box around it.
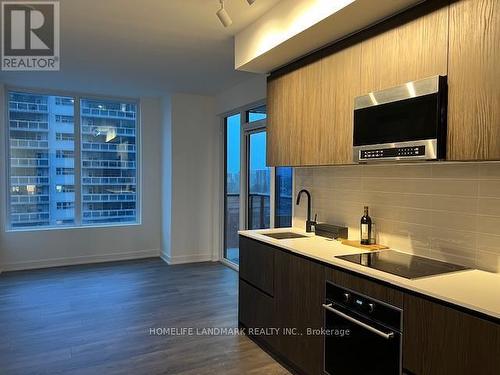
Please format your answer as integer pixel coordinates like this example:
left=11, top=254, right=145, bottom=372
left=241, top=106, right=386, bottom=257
left=361, top=224, right=369, bottom=240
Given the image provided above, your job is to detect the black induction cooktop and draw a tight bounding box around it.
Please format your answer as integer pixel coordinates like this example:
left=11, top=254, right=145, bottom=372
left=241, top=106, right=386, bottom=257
left=336, top=250, right=471, bottom=279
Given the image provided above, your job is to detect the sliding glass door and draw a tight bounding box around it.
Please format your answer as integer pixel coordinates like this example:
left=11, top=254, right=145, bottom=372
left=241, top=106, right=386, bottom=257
left=224, top=114, right=241, bottom=265
left=222, top=104, right=293, bottom=267
left=247, top=131, right=270, bottom=230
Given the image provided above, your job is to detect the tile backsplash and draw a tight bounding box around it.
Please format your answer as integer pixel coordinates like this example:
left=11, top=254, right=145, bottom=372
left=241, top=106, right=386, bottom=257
left=293, top=162, right=500, bottom=273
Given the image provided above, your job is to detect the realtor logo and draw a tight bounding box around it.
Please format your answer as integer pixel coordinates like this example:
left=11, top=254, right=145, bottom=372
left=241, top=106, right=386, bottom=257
left=2, top=1, right=60, bottom=70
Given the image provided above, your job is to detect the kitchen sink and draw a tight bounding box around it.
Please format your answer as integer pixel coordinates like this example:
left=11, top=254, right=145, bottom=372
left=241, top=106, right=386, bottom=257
left=262, top=232, right=308, bottom=240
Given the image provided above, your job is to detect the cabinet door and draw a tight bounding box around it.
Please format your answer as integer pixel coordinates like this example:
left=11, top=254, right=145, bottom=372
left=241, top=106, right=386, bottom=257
left=316, top=43, right=361, bottom=166
left=239, top=236, right=274, bottom=296
left=360, top=3, right=448, bottom=93
left=447, top=0, right=500, bottom=160
left=239, top=279, right=275, bottom=347
left=274, top=250, right=325, bottom=375
left=267, top=61, right=322, bottom=167
left=403, top=294, right=500, bottom=375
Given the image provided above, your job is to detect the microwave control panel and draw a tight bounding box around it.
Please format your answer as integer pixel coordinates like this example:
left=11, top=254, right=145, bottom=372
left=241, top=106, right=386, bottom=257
left=360, top=145, right=426, bottom=160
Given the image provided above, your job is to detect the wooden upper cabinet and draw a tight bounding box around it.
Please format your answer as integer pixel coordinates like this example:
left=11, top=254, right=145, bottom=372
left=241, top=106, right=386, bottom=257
left=447, top=0, right=500, bottom=160
left=359, top=4, right=448, bottom=93
left=267, top=43, right=361, bottom=167
left=267, top=60, right=322, bottom=166
left=267, top=0, right=499, bottom=166
left=317, top=44, right=361, bottom=166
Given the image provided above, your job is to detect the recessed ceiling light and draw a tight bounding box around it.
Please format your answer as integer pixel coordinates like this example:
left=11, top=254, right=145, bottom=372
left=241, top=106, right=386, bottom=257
left=217, top=0, right=232, bottom=27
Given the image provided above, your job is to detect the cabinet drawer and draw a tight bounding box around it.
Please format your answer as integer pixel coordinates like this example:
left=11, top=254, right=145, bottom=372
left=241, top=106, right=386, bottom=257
left=239, top=279, right=274, bottom=334
left=239, top=236, right=274, bottom=296
left=325, top=267, right=403, bottom=308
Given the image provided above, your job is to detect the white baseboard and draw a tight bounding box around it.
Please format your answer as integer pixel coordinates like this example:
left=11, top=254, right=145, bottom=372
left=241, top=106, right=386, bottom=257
left=2, top=249, right=161, bottom=272
left=160, top=252, right=215, bottom=265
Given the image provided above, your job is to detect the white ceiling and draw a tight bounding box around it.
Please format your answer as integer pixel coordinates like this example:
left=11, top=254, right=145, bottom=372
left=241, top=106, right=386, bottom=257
left=0, top=0, right=281, bottom=97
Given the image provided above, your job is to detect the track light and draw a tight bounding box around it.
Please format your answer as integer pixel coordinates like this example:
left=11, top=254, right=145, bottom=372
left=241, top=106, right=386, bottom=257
left=217, top=0, right=232, bottom=27
left=247, top=0, right=256, bottom=4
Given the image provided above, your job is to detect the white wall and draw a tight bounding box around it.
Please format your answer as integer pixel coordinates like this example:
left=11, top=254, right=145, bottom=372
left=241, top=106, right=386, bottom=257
left=215, top=75, right=267, bottom=115
left=0, top=85, right=163, bottom=271
left=161, top=93, right=220, bottom=264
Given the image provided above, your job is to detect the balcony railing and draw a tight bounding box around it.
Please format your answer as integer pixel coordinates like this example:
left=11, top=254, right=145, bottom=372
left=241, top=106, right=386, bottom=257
left=248, top=193, right=270, bottom=230
left=81, top=107, right=136, bottom=120
left=81, top=126, right=136, bottom=137
left=10, top=139, right=49, bottom=149
left=81, top=142, right=136, bottom=153
left=82, top=160, right=136, bottom=169
left=11, top=195, right=50, bottom=204
left=82, top=194, right=136, bottom=202
left=11, top=158, right=49, bottom=167
left=10, top=120, right=49, bottom=131
left=10, top=101, right=48, bottom=113
left=82, top=209, right=136, bottom=219
left=11, top=176, right=49, bottom=185
left=11, top=212, right=50, bottom=223
left=82, top=177, right=136, bottom=185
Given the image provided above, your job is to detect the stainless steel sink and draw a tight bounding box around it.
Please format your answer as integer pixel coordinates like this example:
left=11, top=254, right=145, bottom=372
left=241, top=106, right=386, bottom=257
left=262, top=232, right=308, bottom=240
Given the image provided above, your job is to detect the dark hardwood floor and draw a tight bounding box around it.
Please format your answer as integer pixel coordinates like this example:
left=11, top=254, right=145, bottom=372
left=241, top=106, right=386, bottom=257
left=0, top=259, right=289, bottom=375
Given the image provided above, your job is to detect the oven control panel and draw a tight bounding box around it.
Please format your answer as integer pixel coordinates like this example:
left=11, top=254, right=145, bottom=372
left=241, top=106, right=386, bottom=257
left=326, top=281, right=402, bottom=331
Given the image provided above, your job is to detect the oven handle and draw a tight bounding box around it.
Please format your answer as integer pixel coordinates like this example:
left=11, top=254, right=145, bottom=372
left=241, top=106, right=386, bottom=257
left=322, top=303, right=395, bottom=340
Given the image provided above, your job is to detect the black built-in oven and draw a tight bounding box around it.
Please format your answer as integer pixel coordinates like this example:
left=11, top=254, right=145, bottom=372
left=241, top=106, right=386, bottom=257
left=353, top=75, right=447, bottom=163
left=323, top=281, right=403, bottom=375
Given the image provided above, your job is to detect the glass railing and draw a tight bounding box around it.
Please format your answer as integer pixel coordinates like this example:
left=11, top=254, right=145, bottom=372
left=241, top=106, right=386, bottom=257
left=81, top=126, right=136, bottom=136
left=9, top=101, right=48, bottom=112
left=81, top=107, right=136, bottom=119
left=81, top=177, right=136, bottom=185
left=82, top=194, right=136, bottom=202
left=248, top=193, right=270, bottom=230
left=11, top=158, right=49, bottom=167
left=10, top=139, right=49, bottom=149
left=10, top=120, right=49, bottom=131
left=81, top=142, right=136, bottom=152
left=82, top=209, right=136, bottom=219
left=11, top=176, right=49, bottom=185
left=81, top=160, right=136, bottom=169
left=11, top=195, right=50, bottom=204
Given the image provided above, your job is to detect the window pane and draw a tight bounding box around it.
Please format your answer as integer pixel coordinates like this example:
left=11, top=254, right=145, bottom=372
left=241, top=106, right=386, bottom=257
left=80, top=99, right=137, bottom=225
left=247, top=105, right=267, bottom=122
left=275, top=167, right=293, bottom=228
left=224, top=114, right=240, bottom=265
left=248, top=131, right=270, bottom=230
left=8, top=92, right=75, bottom=228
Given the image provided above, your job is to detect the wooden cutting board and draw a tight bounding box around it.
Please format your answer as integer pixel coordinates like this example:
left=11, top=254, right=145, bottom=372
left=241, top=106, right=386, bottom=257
left=341, top=240, right=389, bottom=251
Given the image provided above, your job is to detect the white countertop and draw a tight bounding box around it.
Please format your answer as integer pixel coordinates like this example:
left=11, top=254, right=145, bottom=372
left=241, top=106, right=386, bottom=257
left=239, top=228, right=500, bottom=320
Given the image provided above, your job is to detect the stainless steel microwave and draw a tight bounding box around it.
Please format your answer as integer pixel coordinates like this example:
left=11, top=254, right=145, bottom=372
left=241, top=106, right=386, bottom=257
left=353, top=75, right=447, bottom=163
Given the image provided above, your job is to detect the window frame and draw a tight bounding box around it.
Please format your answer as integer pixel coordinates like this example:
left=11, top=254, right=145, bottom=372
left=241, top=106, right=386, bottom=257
left=4, top=85, right=142, bottom=232
left=219, top=100, right=294, bottom=269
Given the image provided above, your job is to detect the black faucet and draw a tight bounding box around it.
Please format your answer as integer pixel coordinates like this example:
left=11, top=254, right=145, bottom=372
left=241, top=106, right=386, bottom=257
left=296, top=189, right=316, bottom=233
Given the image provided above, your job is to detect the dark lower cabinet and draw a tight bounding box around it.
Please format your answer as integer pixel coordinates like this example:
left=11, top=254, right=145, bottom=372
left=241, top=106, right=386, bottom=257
left=239, top=279, right=275, bottom=348
left=274, top=249, right=325, bottom=375
left=239, top=236, right=275, bottom=296
left=239, top=235, right=500, bottom=375
left=238, top=236, right=325, bottom=375
left=403, top=294, right=500, bottom=375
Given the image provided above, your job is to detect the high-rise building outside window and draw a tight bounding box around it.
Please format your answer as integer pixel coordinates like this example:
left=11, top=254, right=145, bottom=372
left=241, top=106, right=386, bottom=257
left=7, top=90, right=139, bottom=230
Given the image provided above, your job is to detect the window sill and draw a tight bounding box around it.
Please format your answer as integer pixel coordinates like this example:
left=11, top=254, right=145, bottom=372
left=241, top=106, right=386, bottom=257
left=5, top=221, right=142, bottom=233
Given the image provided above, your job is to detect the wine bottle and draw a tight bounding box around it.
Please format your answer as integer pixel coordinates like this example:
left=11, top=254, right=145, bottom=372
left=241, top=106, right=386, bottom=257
left=360, top=206, right=372, bottom=245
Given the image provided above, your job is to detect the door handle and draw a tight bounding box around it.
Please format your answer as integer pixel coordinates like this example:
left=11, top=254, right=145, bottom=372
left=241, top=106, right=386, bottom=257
left=322, top=303, right=394, bottom=340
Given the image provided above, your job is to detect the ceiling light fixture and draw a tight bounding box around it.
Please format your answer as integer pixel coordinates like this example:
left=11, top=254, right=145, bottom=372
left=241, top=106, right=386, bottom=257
left=217, top=0, right=233, bottom=27
left=247, top=0, right=256, bottom=4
